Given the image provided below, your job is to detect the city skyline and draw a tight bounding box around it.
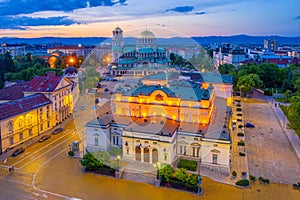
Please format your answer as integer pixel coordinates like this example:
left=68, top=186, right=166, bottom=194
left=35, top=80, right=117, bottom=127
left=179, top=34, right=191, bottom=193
left=0, top=0, right=300, bottom=38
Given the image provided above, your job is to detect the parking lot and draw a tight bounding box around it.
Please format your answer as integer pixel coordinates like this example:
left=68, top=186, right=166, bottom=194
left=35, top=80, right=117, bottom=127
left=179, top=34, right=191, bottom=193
left=243, top=100, right=300, bottom=184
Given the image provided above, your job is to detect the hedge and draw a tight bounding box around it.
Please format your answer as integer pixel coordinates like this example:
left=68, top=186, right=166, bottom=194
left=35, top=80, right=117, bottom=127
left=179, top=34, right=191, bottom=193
left=177, top=159, right=197, bottom=171
left=235, top=179, right=250, bottom=186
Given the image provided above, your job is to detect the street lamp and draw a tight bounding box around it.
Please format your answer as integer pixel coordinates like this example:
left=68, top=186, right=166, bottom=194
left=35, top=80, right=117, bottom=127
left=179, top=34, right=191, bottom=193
left=116, top=155, right=121, bottom=171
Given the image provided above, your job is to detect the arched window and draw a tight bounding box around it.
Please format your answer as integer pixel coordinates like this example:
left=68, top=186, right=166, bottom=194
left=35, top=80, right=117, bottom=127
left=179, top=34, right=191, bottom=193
left=27, top=115, right=32, bottom=125
left=18, top=118, right=23, bottom=129
left=7, top=121, right=13, bottom=132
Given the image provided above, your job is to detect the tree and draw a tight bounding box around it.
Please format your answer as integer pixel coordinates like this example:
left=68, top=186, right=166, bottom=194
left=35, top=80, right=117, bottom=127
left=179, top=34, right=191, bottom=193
left=218, top=64, right=235, bottom=74
left=80, top=152, right=104, bottom=171
left=175, top=168, right=188, bottom=183
left=187, top=174, right=198, bottom=187
left=237, top=73, right=263, bottom=92
left=159, top=165, right=174, bottom=181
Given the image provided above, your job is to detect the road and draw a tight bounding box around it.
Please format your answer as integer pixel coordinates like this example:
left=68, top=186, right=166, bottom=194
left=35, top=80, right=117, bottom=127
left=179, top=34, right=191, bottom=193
left=242, top=97, right=300, bottom=184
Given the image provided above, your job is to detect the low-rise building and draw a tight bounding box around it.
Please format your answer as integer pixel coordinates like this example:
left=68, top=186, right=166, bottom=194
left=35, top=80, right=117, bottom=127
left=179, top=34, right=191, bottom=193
left=23, top=72, right=74, bottom=125
left=0, top=94, right=54, bottom=154
left=85, top=76, right=231, bottom=175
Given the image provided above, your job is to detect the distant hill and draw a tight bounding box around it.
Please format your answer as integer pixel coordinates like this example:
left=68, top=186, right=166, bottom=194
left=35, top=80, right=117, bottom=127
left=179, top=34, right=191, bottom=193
left=191, top=35, right=300, bottom=45
left=0, top=35, right=299, bottom=46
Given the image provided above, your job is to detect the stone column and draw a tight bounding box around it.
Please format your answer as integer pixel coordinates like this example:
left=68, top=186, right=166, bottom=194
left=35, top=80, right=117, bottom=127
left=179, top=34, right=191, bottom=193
left=141, top=147, right=144, bottom=162
left=149, top=148, right=153, bottom=164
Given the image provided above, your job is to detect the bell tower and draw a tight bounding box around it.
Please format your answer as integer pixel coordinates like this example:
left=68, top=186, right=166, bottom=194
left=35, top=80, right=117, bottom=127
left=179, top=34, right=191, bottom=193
left=112, top=27, right=124, bottom=63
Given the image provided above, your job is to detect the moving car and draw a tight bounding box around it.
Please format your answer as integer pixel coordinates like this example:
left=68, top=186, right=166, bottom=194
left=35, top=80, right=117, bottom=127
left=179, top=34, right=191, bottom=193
left=38, top=135, right=50, bottom=142
left=53, top=128, right=63, bottom=135
left=12, top=147, right=25, bottom=157
left=245, top=122, right=255, bottom=128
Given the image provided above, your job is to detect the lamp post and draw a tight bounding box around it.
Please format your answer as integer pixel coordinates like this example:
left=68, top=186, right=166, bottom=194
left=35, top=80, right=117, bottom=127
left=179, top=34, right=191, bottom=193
left=116, top=155, right=121, bottom=170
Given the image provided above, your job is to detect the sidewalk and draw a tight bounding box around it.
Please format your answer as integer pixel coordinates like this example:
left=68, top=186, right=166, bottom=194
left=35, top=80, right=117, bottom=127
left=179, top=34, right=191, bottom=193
left=0, top=116, right=73, bottom=161
left=267, top=96, right=300, bottom=161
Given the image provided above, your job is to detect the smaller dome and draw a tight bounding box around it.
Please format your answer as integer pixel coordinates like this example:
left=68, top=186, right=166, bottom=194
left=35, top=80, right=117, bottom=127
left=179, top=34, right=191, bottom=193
left=64, top=66, right=78, bottom=75
left=113, top=26, right=123, bottom=34
left=138, top=30, right=155, bottom=39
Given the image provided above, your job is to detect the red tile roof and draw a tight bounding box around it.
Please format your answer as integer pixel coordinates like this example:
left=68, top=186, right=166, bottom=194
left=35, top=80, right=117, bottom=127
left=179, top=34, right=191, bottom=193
left=0, top=93, right=52, bottom=120
left=0, top=85, right=26, bottom=101
left=24, top=76, right=62, bottom=92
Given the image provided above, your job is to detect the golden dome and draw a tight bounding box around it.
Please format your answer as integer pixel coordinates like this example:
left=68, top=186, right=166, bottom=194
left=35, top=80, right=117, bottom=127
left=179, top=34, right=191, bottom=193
left=138, top=29, right=155, bottom=39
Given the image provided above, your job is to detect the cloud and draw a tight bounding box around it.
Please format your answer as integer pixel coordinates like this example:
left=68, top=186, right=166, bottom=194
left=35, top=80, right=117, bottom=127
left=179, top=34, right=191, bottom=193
left=0, top=0, right=127, bottom=15
left=195, top=11, right=206, bottom=15
left=166, top=6, right=194, bottom=13
left=294, top=16, right=300, bottom=20
left=0, top=16, right=77, bottom=30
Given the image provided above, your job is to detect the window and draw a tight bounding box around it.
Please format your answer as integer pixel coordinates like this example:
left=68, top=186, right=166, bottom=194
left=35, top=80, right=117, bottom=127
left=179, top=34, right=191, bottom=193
left=7, top=121, right=13, bottom=132
left=47, top=121, right=50, bottom=128
left=47, top=110, right=50, bottom=118
left=164, top=154, right=167, bottom=161
left=40, top=113, right=43, bottom=120
left=197, top=147, right=200, bottom=157
left=40, top=124, right=43, bottom=131
left=9, top=137, right=14, bottom=145
left=192, top=147, right=196, bottom=157
left=47, top=105, right=50, bottom=110
left=184, top=146, right=187, bottom=155
left=94, top=138, right=99, bottom=146
left=40, top=108, right=43, bottom=112
left=19, top=133, right=23, bottom=141
left=18, top=119, right=23, bottom=129
left=126, top=148, right=129, bottom=154
left=28, top=129, right=32, bottom=137
left=27, top=116, right=32, bottom=125
left=213, top=154, right=218, bottom=164
left=180, top=145, right=183, bottom=154
left=153, top=142, right=157, bottom=145
left=113, top=136, right=119, bottom=145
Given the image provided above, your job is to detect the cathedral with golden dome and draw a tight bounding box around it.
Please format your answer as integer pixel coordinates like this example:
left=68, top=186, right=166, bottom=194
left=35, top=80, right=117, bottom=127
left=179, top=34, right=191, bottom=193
left=110, top=27, right=173, bottom=76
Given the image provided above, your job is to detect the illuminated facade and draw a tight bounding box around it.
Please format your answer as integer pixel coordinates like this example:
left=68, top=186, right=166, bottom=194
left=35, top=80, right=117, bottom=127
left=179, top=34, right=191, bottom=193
left=86, top=78, right=231, bottom=174
left=23, top=72, right=73, bottom=125
left=0, top=94, right=54, bottom=154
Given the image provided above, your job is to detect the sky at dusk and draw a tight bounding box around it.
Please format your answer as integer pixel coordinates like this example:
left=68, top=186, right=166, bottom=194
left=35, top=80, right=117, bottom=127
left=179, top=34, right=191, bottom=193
left=0, top=0, right=299, bottom=38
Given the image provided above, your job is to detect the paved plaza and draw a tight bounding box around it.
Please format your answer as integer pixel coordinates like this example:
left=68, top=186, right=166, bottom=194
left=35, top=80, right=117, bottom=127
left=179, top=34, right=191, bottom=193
left=243, top=99, right=300, bottom=184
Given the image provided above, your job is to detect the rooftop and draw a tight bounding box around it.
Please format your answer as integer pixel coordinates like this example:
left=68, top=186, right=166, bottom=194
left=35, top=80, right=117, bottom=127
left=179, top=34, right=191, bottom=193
left=0, top=85, right=27, bottom=101
left=124, top=116, right=179, bottom=137
left=0, top=93, right=52, bottom=120
left=24, top=75, right=63, bottom=92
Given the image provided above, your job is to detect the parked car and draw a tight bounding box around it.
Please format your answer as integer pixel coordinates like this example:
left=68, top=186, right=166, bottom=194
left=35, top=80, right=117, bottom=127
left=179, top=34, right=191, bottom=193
left=12, top=147, right=25, bottom=157
left=53, top=128, right=63, bottom=135
left=38, top=135, right=50, bottom=142
left=245, top=122, right=255, bottom=128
